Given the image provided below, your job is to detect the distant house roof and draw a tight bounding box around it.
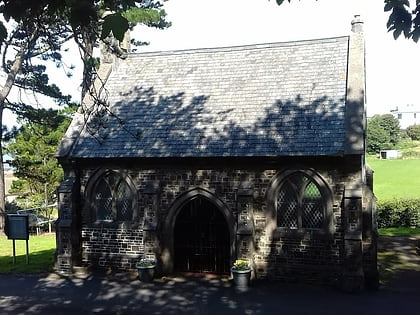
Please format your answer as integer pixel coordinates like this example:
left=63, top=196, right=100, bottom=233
left=58, top=35, right=364, bottom=159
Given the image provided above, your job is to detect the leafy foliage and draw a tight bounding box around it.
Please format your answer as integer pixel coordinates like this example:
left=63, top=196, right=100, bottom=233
left=232, top=259, right=251, bottom=271
left=406, top=124, right=420, bottom=140
left=384, top=0, right=420, bottom=42
left=136, top=258, right=156, bottom=267
left=377, top=114, right=401, bottom=145
left=5, top=107, right=75, bottom=209
left=0, top=1, right=171, bottom=46
left=1, top=12, right=74, bottom=107
left=101, top=13, right=130, bottom=40
left=367, top=122, right=391, bottom=154
left=367, top=114, right=401, bottom=153
left=0, top=1, right=171, bottom=229
left=377, top=198, right=420, bottom=228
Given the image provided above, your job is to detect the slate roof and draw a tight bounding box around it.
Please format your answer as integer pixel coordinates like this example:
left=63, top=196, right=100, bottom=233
left=59, top=36, right=352, bottom=159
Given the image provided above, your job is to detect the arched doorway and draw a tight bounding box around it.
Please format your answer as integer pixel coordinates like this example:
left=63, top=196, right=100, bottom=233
left=173, top=196, right=230, bottom=274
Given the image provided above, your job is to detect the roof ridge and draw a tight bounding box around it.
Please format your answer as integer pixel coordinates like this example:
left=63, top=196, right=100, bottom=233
left=129, top=36, right=350, bottom=57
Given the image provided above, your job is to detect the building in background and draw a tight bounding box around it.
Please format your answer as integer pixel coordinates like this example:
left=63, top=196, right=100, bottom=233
left=390, top=104, right=420, bottom=129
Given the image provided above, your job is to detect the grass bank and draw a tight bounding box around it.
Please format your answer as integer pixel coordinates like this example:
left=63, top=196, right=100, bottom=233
left=366, top=157, right=420, bottom=201
left=379, top=227, right=420, bottom=237
left=0, top=233, right=56, bottom=273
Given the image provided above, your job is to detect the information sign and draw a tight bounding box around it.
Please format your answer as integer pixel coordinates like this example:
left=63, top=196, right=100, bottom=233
left=4, top=214, right=30, bottom=264
left=5, top=214, right=29, bottom=240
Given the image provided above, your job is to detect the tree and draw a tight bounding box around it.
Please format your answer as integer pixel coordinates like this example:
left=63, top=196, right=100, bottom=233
left=276, top=0, right=420, bottom=42
left=406, top=124, right=420, bottom=140
left=372, top=114, right=401, bottom=146
left=0, top=12, right=74, bottom=229
left=0, top=1, right=170, bottom=229
left=5, top=107, right=75, bottom=226
left=0, top=1, right=169, bottom=45
left=367, top=114, right=401, bottom=154
left=367, top=120, right=391, bottom=154
left=384, top=0, right=420, bottom=42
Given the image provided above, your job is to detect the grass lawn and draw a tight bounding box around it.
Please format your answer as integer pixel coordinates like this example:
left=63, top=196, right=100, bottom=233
left=0, top=233, right=56, bottom=273
left=379, top=227, right=420, bottom=237
left=366, top=157, right=420, bottom=201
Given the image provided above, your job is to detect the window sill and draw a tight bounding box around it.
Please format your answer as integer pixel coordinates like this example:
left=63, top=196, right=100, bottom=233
left=90, top=220, right=140, bottom=229
left=272, top=227, right=334, bottom=240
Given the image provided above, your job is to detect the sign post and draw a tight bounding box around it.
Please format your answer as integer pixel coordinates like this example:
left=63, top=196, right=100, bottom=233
left=4, top=214, right=30, bottom=264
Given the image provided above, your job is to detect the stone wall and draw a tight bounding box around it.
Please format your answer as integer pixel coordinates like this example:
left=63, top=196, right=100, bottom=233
left=62, top=157, right=376, bottom=288
left=81, top=228, right=144, bottom=269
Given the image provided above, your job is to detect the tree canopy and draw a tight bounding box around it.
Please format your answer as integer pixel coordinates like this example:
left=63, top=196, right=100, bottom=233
left=5, top=106, right=75, bottom=225
left=0, top=1, right=170, bottom=45
left=6, top=107, right=75, bottom=207
left=384, top=0, right=420, bottom=42
left=0, top=0, right=171, bottom=229
left=367, top=114, right=401, bottom=154
left=406, top=124, right=420, bottom=140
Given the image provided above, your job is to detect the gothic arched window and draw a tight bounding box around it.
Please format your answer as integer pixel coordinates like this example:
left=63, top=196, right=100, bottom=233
left=268, top=169, right=333, bottom=234
left=92, top=171, right=134, bottom=222
left=276, top=172, right=325, bottom=229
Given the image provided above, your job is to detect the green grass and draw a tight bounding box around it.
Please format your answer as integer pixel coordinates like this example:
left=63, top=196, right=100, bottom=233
left=378, top=227, right=420, bottom=237
left=0, top=233, right=56, bottom=273
left=366, top=157, right=420, bottom=201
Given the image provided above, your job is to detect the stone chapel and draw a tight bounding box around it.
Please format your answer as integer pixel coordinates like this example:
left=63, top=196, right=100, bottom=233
left=55, top=17, right=378, bottom=291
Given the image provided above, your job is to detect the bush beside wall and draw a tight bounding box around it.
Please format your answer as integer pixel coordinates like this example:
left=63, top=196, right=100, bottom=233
left=377, top=199, right=420, bottom=228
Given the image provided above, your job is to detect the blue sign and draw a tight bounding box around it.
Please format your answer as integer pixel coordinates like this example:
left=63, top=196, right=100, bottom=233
left=5, top=215, right=29, bottom=240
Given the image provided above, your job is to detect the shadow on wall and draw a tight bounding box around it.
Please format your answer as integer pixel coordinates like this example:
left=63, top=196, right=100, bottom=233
left=62, top=86, right=367, bottom=286
left=67, top=86, right=365, bottom=157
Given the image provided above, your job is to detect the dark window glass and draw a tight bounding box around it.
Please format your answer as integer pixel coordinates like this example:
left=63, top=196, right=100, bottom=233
left=116, top=180, right=134, bottom=221
left=93, top=173, right=134, bottom=222
left=95, top=178, right=113, bottom=221
left=277, top=173, right=325, bottom=229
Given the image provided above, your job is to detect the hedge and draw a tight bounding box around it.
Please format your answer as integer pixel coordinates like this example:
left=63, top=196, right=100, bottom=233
left=376, top=198, right=420, bottom=228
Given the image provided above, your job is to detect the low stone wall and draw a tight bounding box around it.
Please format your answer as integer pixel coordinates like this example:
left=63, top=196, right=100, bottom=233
left=255, top=236, right=343, bottom=284
left=81, top=228, right=145, bottom=270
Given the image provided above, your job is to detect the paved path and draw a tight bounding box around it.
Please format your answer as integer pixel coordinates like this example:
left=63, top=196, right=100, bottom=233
left=0, top=270, right=419, bottom=315
left=1, top=235, right=419, bottom=314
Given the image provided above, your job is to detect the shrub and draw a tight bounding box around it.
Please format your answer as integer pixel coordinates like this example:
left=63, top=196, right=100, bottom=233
left=406, top=124, right=420, bottom=141
left=377, top=199, right=420, bottom=228
left=401, top=150, right=420, bottom=159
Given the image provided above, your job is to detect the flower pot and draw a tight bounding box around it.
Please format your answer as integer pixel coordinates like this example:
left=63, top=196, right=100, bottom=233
left=137, top=265, right=155, bottom=282
left=231, top=268, right=251, bottom=290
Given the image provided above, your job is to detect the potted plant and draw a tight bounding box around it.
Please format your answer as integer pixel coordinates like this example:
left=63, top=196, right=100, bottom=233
left=231, top=259, right=252, bottom=289
left=135, top=258, right=156, bottom=282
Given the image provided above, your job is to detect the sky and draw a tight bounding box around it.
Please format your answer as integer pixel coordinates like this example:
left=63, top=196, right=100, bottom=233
left=3, top=0, right=419, bottom=126
left=131, top=0, right=420, bottom=117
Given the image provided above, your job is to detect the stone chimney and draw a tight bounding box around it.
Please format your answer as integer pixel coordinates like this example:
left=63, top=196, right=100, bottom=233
left=100, top=11, right=129, bottom=64
left=344, top=14, right=365, bottom=155
left=120, top=31, right=131, bottom=53
left=351, top=14, right=364, bottom=34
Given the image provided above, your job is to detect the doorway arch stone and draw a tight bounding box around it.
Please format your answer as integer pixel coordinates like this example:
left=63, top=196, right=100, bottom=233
left=161, top=187, right=236, bottom=274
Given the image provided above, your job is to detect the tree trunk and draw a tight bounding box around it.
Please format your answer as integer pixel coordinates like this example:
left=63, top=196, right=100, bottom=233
left=0, top=108, right=4, bottom=231
left=0, top=48, right=25, bottom=230
left=80, top=27, right=95, bottom=100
